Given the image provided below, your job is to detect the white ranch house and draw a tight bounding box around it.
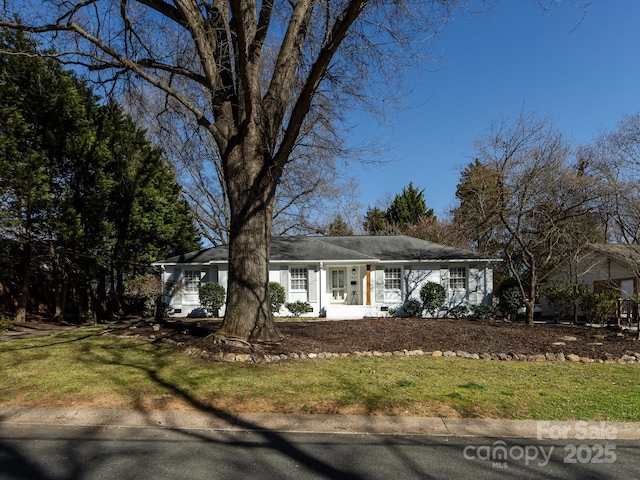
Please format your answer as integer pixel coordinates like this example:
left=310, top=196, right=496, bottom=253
left=153, top=235, right=499, bottom=319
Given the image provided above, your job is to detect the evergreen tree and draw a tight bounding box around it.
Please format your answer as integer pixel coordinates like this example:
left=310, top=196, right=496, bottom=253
left=386, top=182, right=434, bottom=230
left=327, top=214, right=354, bottom=236
left=0, top=29, right=200, bottom=321
left=363, top=207, right=390, bottom=235
left=0, top=28, right=95, bottom=321
left=363, top=183, right=434, bottom=235
left=452, top=159, right=504, bottom=254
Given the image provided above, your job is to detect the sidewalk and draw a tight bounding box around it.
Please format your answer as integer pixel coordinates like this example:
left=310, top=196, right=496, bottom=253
left=1, top=407, right=639, bottom=439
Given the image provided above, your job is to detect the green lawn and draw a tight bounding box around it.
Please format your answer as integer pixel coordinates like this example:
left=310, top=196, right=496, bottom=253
left=1, top=327, right=639, bottom=421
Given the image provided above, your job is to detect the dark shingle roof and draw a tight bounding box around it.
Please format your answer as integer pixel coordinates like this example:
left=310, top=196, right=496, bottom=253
left=154, top=235, right=496, bottom=265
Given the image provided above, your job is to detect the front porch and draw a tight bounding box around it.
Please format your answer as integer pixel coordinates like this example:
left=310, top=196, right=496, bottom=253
left=322, top=304, right=383, bottom=320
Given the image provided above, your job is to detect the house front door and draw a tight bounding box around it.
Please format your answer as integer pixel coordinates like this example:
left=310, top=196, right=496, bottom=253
left=330, top=268, right=347, bottom=303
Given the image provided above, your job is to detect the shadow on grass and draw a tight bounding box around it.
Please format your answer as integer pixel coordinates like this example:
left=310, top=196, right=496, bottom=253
left=0, top=336, right=374, bottom=479
left=0, top=333, right=631, bottom=479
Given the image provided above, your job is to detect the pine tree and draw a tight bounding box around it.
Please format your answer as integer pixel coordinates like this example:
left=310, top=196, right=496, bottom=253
left=327, top=214, right=354, bottom=236
left=386, top=182, right=434, bottom=230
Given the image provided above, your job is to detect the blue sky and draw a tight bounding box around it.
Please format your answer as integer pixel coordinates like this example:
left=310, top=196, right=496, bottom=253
left=346, top=0, right=640, bottom=218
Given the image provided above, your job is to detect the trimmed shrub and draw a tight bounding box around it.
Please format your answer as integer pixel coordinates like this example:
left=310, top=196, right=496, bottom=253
left=496, top=277, right=523, bottom=320
left=0, top=314, right=14, bottom=332
left=403, top=298, right=423, bottom=317
left=543, top=283, right=589, bottom=322
left=420, top=282, right=446, bottom=316
left=448, top=305, right=469, bottom=319
left=582, top=289, right=619, bottom=325
left=187, top=307, right=209, bottom=318
left=198, top=282, right=226, bottom=316
left=269, top=282, right=286, bottom=313
left=285, top=300, right=312, bottom=317
left=470, top=305, right=495, bottom=320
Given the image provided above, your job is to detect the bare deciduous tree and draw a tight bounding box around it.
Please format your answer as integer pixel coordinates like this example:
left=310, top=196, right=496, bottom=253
left=468, top=112, right=604, bottom=324
left=1, top=0, right=461, bottom=341
left=585, top=112, right=640, bottom=244
left=126, top=86, right=358, bottom=245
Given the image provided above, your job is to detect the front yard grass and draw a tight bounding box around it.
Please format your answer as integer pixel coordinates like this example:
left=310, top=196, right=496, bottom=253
left=1, top=328, right=639, bottom=421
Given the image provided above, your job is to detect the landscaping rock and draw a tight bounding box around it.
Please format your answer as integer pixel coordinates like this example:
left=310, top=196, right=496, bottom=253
left=184, top=346, right=200, bottom=357
left=443, top=351, right=456, bottom=357
left=566, top=353, right=581, bottom=362
left=431, top=350, right=443, bottom=357
left=619, top=354, right=637, bottom=364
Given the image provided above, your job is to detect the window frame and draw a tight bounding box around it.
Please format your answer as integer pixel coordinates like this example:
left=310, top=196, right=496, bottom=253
left=384, top=267, right=402, bottom=291
left=449, top=267, right=467, bottom=290
left=290, top=267, right=308, bottom=291
left=183, top=270, right=201, bottom=293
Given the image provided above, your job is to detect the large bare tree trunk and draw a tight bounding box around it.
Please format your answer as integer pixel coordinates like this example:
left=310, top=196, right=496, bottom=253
left=215, top=139, right=281, bottom=342
left=218, top=203, right=281, bottom=341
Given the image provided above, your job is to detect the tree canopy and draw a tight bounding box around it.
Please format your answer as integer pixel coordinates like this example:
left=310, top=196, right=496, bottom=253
left=364, top=182, right=434, bottom=235
left=0, top=28, right=200, bottom=321
left=0, top=0, right=463, bottom=341
left=457, top=112, right=605, bottom=324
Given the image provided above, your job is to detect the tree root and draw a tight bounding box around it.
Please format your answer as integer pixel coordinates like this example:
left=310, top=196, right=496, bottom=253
left=207, top=332, right=254, bottom=350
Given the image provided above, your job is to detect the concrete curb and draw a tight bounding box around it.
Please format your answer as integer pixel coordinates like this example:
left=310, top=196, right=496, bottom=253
left=1, top=407, right=639, bottom=439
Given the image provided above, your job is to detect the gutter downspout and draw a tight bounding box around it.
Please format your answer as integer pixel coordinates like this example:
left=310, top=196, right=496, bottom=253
left=366, top=265, right=371, bottom=305
left=319, top=261, right=324, bottom=317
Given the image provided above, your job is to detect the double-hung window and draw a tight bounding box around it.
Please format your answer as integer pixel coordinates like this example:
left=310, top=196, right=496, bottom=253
left=384, top=268, right=402, bottom=291
left=449, top=267, right=467, bottom=290
left=290, top=268, right=308, bottom=291
left=183, top=270, right=201, bottom=293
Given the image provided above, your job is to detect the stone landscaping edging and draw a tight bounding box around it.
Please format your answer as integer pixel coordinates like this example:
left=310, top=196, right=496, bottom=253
left=178, top=344, right=640, bottom=365
left=119, top=325, right=640, bottom=366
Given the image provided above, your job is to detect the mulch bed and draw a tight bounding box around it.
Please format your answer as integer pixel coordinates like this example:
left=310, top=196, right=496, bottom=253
left=114, top=317, right=640, bottom=361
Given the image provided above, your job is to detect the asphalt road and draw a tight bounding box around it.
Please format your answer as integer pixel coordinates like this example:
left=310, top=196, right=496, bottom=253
left=2, top=423, right=639, bottom=480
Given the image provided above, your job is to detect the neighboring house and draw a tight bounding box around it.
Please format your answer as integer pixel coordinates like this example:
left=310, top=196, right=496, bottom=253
left=153, top=235, right=499, bottom=319
left=540, top=243, right=640, bottom=316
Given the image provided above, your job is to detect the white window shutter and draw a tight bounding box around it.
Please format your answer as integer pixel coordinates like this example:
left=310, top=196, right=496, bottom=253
left=280, top=266, right=289, bottom=298
left=308, top=265, right=317, bottom=303
left=375, top=267, right=385, bottom=303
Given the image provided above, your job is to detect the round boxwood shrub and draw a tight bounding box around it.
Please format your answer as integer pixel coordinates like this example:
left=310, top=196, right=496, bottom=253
left=403, top=298, right=423, bottom=317
left=420, top=282, right=446, bottom=316
left=198, top=282, right=226, bottom=316
left=269, top=282, right=286, bottom=313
